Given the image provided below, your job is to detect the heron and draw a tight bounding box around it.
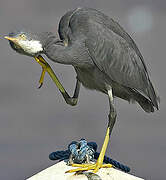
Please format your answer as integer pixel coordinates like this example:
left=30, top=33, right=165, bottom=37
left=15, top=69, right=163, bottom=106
left=4, top=7, right=159, bottom=173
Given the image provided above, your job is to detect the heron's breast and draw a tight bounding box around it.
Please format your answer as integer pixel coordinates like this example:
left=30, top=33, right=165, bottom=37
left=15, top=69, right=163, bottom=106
left=74, top=66, right=110, bottom=93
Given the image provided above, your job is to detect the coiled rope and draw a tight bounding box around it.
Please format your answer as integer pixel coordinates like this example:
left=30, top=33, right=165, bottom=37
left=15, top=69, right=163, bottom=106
left=49, top=139, right=130, bottom=173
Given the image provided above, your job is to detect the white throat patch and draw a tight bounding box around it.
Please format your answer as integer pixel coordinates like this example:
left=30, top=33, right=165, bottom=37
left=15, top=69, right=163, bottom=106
left=19, top=40, right=43, bottom=54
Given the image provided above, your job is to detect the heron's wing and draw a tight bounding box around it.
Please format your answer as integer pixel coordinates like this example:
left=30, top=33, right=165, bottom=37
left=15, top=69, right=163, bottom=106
left=85, top=23, right=149, bottom=92
left=59, top=8, right=158, bottom=108
left=82, top=9, right=158, bottom=108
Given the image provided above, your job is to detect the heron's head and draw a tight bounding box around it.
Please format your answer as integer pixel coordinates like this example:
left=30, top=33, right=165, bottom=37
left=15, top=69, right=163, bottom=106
left=4, top=30, right=56, bottom=57
left=4, top=30, right=44, bottom=57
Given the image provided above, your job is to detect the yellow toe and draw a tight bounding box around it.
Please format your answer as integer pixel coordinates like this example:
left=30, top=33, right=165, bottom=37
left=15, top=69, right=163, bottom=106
left=66, top=163, right=113, bottom=173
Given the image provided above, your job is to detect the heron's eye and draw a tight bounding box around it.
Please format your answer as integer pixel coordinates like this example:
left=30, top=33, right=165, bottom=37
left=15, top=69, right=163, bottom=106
left=19, top=34, right=26, bottom=40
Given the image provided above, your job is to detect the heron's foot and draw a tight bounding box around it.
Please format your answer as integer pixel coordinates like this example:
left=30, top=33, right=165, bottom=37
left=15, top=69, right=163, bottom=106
left=66, top=162, right=113, bottom=173
left=34, top=55, right=51, bottom=88
left=37, top=67, right=46, bottom=88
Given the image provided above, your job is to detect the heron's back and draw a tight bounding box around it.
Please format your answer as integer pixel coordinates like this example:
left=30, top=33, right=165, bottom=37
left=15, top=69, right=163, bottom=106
left=58, top=8, right=159, bottom=112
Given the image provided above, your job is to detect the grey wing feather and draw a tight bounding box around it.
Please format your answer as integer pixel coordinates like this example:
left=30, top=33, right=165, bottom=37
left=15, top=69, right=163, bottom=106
left=85, top=20, right=158, bottom=108
left=85, top=24, right=148, bottom=91
left=82, top=8, right=158, bottom=109
left=59, top=8, right=159, bottom=109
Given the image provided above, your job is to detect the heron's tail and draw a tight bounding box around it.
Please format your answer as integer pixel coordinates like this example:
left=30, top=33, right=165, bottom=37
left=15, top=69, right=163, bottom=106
left=136, top=95, right=155, bottom=113
left=134, top=85, right=159, bottom=113
left=147, top=80, right=160, bottom=110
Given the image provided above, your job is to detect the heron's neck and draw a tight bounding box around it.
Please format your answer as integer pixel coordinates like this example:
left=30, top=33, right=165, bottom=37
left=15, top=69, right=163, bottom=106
left=43, top=35, right=93, bottom=66
left=39, top=32, right=70, bottom=64
left=45, top=43, right=73, bottom=64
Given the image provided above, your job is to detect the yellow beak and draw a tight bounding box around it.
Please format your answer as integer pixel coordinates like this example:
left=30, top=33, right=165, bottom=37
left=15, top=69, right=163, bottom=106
left=4, top=36, right=19, bottom=43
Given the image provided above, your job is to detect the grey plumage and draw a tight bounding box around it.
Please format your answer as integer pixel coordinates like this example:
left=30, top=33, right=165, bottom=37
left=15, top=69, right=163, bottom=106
left=46, top=7, right=159, bottom=112
left=6, top=7, right=159, bottom=112
left=5, top=7, right=160, bottom=173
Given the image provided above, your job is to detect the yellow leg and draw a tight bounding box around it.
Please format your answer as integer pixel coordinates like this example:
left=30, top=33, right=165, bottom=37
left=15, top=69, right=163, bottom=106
left=93, top=127, right=111, bottom=173
left=34, top=55, right=80, bottom=106
left=66, top=127, right=113, bottom=173
left=34, top=55, right=65, bottom=93
left=34, top=55, right=66, bottom=93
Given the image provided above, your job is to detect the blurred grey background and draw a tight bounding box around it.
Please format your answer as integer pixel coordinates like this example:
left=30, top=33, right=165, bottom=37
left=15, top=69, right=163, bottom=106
left=0, top=0, right=165, bottom=179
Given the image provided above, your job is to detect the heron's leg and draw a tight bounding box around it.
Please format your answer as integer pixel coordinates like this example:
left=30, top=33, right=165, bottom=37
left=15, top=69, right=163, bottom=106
left=92, top=88, right=117, bottom=172
left=61, top=78, right=81, bottom=106
left=34, top=55, right=80, bottom=106
left=66, top=88, right=117, bottom=173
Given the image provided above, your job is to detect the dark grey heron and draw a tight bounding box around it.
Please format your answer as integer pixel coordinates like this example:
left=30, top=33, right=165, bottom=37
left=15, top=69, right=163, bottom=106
left=4, top=7, right=159, bottom=173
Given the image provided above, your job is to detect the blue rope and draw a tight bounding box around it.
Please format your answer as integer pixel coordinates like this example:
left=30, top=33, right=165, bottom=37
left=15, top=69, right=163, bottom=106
left=49, top=139, right=130, bottom=173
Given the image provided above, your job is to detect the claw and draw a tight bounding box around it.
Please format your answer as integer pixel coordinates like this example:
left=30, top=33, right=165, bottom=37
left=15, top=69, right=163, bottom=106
left=37, top=67, right=46, bottom=89
left=34, top=55, right=67, bottom=95
left=34, top=56, right=49, bottom=89
left=38, top=82, right=43, bottom=89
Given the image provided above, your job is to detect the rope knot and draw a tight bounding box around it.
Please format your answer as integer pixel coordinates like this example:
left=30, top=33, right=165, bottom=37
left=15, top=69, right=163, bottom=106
left=49, top=139, right=130, bottom=173
left=67, top=139, right=96, bottom=164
